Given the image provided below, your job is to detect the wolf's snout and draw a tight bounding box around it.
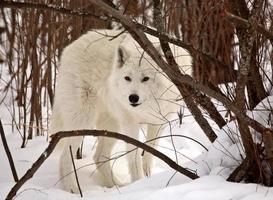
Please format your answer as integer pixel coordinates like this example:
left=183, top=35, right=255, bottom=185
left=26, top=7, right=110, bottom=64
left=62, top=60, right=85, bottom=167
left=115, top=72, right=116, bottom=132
left=129, top=94, right=139, bottom=104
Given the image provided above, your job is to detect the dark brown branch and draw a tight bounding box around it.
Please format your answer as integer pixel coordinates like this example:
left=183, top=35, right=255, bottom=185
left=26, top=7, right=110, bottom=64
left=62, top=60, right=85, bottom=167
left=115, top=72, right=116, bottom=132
left=69, top=145, right=83, bottom=197
left=6, top=130, right=198, bottom=200
left=264, top=130, right=273, bottom=172
left=227, top=157, right=252, bottom=182
left=227, top=2, right=270, bottom=175
left=153, top=0, right=217, bottom=142
left=0, top=119, right=19, bottom=182
left=235, top=0, right=262, bottom=160
left=194, top=92, right=227, bottom=129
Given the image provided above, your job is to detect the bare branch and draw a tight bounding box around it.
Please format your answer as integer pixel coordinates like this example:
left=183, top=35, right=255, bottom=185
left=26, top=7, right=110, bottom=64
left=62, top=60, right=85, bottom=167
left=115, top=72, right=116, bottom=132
left=227, top=157, right=252, bottom=182
left=264, top=130, right=273, bottom=173
left=152, top=0, right=217, bottom=142
left=6, top=130, right=198, bottom=200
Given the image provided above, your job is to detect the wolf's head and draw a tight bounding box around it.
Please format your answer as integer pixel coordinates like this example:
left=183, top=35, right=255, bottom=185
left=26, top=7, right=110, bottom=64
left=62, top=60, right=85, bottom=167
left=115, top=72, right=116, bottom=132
left=109, top=43, right=168, bottom=115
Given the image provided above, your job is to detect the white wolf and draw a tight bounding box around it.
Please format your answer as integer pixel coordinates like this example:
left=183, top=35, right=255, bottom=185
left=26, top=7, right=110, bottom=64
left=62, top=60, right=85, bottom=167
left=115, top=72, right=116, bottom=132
left=49, top=30, right=191, bottom=192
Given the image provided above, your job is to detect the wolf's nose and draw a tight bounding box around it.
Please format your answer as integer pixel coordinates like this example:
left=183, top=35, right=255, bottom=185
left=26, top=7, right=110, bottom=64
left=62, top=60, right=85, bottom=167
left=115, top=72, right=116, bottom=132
left=129, top=94, right=139, bottom=103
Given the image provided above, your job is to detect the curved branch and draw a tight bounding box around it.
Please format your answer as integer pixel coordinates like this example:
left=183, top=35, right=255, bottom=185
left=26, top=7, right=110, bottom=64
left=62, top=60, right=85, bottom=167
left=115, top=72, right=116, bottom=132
left=6, top=129, right=198, bottom=200
left=146, top=134, right=208, bottom=151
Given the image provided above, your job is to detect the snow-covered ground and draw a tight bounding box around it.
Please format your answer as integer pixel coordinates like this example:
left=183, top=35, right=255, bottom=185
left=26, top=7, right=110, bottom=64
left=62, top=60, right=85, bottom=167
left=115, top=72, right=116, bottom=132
left=1, top=97, right=273, bottom=200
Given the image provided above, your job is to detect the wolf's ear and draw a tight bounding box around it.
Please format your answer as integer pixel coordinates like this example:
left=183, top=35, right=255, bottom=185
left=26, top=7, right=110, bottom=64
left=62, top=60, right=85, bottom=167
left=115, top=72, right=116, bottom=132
left=117, top=46, right=129, bottom=68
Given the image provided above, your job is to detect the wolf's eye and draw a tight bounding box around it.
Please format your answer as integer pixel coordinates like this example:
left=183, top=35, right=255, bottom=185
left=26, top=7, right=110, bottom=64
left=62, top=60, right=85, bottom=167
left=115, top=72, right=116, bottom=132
left=124, top=76, right=131, bottom=81
left=142, top=76, right=150, bottom=82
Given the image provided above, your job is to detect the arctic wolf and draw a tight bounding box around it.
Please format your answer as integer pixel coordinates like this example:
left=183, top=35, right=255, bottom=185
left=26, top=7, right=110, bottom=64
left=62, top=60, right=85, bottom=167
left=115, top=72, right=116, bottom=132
left=49, top=30, right=191, bottom=192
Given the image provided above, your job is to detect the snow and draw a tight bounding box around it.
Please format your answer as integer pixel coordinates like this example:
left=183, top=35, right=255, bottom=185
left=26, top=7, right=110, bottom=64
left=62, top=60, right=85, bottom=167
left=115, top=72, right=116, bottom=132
left=1, top=114, right=273, bottom=200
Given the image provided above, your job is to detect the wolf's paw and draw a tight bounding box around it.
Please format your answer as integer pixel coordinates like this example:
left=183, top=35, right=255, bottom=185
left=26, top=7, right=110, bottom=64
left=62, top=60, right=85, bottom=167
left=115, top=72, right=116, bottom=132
left=97, top=173, right=126, bottom=188
left=142, top=163, right=152, bottom=177
left=62, top=178, right=82, bottom=194
left=70, top=183, right=82, bottom=194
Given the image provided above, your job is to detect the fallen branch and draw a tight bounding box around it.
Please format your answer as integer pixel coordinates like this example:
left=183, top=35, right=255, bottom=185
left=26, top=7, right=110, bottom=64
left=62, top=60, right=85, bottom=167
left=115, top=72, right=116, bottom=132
left=0, top=119, right=18, bottom=182
left=6, top=129, right=198, bottom=200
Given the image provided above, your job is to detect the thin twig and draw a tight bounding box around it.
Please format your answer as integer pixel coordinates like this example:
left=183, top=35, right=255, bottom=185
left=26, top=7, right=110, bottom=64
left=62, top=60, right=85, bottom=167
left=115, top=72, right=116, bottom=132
left=69, top=145, right=83, bottom=197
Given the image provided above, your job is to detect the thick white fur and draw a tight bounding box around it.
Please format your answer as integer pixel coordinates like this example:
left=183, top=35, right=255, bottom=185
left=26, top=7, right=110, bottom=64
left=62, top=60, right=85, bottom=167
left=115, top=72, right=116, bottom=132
left=49, top=30, right=192, bottom=192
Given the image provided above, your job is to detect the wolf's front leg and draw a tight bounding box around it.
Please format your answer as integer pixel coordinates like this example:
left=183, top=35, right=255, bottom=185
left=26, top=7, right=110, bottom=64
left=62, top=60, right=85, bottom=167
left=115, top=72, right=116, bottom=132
left=123, top=122, right=144, bottom=182
left=93, top=114, right=122, bottom=187
left=142, top=125, right=162, bottom=177
left=60, top=136, right=83, bottom=193
left=94, top=137, right=122, bottom=187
